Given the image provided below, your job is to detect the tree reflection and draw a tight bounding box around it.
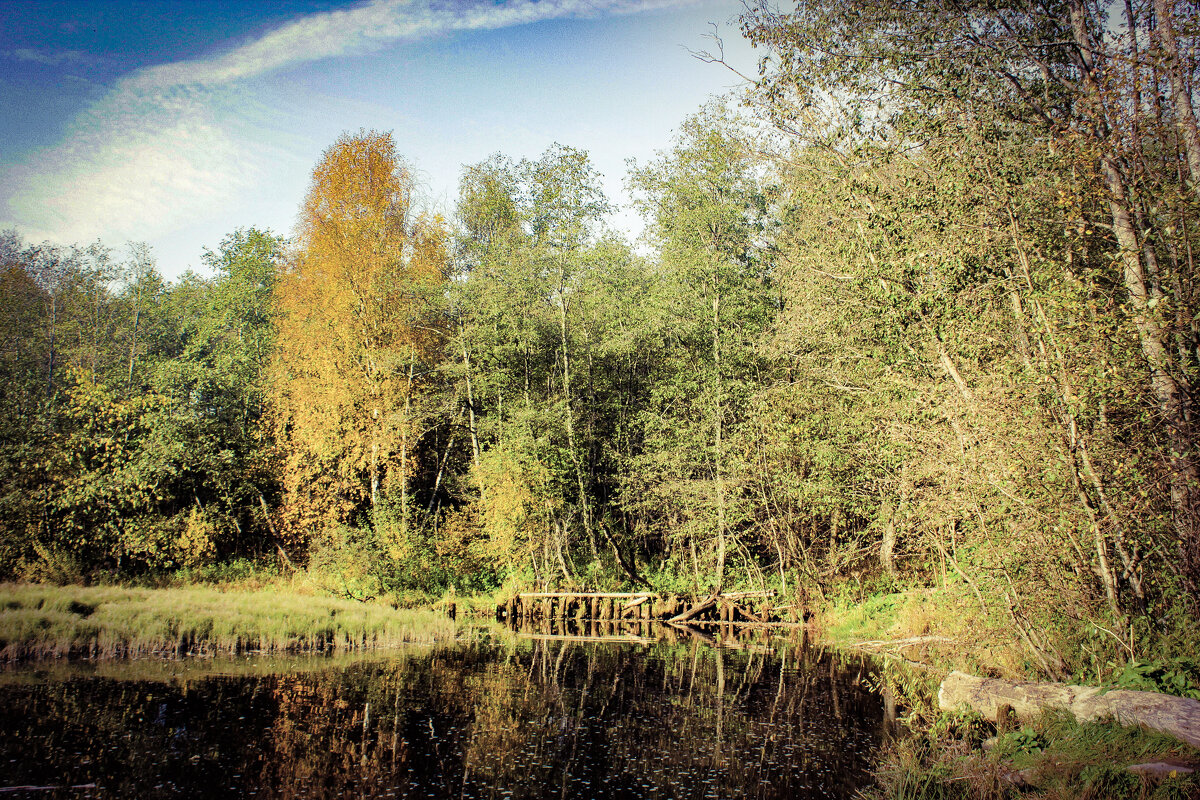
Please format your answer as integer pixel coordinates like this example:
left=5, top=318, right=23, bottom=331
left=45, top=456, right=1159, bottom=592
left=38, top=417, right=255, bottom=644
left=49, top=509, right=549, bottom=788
left=0, top=631, right=885, bottom=798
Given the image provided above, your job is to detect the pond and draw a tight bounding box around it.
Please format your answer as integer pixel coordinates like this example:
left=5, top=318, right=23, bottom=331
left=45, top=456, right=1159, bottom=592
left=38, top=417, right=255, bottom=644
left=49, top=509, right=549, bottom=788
left=0, top=624, right=894, bottom=798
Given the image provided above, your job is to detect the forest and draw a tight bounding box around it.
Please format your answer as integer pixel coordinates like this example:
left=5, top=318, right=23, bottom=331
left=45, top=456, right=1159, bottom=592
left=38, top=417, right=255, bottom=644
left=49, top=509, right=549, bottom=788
left=2, top=0, right=1199, bottom=681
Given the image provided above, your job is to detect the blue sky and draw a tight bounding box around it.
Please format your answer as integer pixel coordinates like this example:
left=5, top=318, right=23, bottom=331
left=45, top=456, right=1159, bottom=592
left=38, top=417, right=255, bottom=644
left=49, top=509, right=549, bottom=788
left=1, top=0, right=757, bottom=280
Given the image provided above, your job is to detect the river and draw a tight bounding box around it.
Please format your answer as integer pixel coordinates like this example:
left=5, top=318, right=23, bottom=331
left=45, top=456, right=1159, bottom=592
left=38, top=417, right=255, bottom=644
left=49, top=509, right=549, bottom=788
left=0, top=624, right=892, bottom=798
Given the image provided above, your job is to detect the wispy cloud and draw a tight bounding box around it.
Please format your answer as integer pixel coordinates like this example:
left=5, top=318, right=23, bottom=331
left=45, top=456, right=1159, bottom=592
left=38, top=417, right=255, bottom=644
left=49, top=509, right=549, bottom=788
left=123, top=0, right=692, bottom=91
left=1, top=0, right=693, bottom=268
left=4, top=89, right=264, bottom=247
left=3, top=48, right=101, bottom=67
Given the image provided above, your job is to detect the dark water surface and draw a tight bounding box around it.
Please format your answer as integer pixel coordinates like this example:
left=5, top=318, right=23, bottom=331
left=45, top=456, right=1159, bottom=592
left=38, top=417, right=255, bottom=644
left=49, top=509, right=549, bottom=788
left=0, top=625, right=891, bottom=798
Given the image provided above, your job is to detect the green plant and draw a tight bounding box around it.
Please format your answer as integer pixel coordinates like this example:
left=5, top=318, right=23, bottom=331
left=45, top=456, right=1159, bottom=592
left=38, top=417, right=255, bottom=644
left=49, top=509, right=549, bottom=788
left=1108, top=658, right=1200, bottom=700
left=993, top=725, right=1043, bottom=759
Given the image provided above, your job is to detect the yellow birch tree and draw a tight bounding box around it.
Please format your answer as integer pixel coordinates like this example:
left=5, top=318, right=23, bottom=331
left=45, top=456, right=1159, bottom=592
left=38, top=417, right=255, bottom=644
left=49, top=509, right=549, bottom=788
left=270, top=130, right=447, bottom=547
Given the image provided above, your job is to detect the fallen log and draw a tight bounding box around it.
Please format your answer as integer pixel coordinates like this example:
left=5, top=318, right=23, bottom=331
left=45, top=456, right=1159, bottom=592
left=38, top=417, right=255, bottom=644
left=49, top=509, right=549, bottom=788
left=735, top=603, right=766, bottom=624
left=938, top=670, right=1200, bottom=749
left=851, top=635, right=953, bottom=651
left=668, top=594, right=716, bottom=623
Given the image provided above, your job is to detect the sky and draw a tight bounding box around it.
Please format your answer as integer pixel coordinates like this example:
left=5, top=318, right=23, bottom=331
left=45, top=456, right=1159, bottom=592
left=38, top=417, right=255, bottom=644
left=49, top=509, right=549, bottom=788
left=0, top=0, right=759, bottom=280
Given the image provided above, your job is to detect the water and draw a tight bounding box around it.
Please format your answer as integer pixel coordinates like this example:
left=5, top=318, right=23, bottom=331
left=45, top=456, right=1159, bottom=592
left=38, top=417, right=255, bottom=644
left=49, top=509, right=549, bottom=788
left=0, top=625, right=892, bottom=798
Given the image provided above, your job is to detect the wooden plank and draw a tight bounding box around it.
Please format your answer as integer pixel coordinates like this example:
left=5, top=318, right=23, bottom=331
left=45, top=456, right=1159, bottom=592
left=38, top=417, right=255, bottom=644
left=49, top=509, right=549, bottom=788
left=518, top=592, right=654, bottom=599
left=515, top=632, right=657, bottom=645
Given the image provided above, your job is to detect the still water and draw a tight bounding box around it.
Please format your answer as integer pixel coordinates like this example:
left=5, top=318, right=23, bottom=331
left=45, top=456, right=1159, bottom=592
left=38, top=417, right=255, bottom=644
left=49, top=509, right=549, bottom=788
left=0, top=625, right=891, bottom=798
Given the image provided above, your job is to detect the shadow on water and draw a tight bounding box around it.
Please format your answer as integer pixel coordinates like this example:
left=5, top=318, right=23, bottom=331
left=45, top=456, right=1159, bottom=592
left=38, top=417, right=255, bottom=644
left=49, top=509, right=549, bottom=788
left=0, top=621, right=897, bottom=798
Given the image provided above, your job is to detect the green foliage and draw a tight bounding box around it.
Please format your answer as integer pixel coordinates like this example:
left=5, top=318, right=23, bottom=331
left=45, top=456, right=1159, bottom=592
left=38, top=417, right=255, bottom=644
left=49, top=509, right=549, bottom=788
left=870, top=705, right=1200, bottom=800
left=168, top=556, right=281, bottom=587
left=993, top=725, right=1044, bottom=759
left=1108, top=659, right=1200, bottom=700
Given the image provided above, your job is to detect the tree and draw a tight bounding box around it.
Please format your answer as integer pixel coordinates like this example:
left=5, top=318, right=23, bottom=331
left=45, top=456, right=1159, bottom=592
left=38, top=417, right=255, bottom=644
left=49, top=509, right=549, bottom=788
left=627, top=104, right=777, bottom=592
left=740, top=0, right=1200, bottom=598
left=270, top=130, right=448, bottom=550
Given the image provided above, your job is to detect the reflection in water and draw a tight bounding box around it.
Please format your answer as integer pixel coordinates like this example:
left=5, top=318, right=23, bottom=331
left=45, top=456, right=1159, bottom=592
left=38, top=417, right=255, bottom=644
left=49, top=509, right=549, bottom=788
left=0, top=627, right=887, bottom=798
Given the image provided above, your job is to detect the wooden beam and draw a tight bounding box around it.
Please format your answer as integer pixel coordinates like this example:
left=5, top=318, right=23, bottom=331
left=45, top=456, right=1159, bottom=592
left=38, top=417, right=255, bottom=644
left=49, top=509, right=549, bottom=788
left=515, top=632, right=656, bottom=645
left=518, top=592, right=654, bottom=599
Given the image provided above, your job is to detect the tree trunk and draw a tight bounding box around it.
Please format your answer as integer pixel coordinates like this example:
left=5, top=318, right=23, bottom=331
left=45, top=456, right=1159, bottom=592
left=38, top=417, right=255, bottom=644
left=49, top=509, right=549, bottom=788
left=558, top=291, right=594, bottom=555
left=879, top=496, right=898, bottom=579
left=459, top=328, right=482, bottom=474
left=127, top=289, right=140, bottom=390
left=1069, top=0, right=1200, bottom=588
left=1154, top=0, right=1200, bottom=194
left=1101, top=154, right=1200, bottom=588
left=712, top=293, right=727, bottom=594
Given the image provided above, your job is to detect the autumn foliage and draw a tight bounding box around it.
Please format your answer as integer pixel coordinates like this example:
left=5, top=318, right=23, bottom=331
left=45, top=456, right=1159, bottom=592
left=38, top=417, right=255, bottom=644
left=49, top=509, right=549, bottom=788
left=270, top=130, right=447, bottom=545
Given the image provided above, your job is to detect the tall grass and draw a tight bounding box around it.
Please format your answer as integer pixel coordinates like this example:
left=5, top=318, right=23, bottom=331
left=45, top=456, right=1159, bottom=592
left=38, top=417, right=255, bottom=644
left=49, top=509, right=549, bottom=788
left=0, top=583, right=459, bottom=660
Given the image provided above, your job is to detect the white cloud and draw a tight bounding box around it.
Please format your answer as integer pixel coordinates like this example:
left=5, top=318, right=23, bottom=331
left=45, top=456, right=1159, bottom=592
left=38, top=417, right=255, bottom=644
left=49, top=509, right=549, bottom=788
left=123, top=0, right=693, bottom=91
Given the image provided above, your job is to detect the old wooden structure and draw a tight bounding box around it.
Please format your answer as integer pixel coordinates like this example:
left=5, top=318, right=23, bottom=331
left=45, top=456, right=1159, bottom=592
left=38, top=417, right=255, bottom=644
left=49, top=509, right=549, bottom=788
left=496, top=589, right=796, bottom=628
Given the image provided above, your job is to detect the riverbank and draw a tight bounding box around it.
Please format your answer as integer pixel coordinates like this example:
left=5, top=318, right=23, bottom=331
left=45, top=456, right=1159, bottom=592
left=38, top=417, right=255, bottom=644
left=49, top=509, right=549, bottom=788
left=812, top=589, right=1200, bottom=799
left=0, top=582, right=459, bottom=660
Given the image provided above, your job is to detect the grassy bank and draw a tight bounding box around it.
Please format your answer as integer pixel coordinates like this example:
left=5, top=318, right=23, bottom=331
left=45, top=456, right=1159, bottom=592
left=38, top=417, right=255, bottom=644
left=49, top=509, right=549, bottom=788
left=0, top=582, right=459, bottom=660
left=812, top=585, right=1200, bottom=799
left=866, top=710, right=1200, bottom=800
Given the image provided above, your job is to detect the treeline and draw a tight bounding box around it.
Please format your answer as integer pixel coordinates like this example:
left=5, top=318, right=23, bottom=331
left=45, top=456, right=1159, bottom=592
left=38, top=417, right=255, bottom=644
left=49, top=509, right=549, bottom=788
left=2, top=0, right=1199, bottom=676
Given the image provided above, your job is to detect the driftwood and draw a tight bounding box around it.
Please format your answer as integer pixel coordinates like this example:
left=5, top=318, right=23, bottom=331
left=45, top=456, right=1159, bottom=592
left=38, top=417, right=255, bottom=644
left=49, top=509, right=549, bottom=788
left=939, top=670, right=1200, bottom=749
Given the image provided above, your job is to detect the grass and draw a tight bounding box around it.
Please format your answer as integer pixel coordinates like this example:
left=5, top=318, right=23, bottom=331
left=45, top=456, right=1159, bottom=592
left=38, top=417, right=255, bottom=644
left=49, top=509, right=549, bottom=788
left=1007, top=712, right=1200, bottom=799
left=0, top=582, right=460, bottom=660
